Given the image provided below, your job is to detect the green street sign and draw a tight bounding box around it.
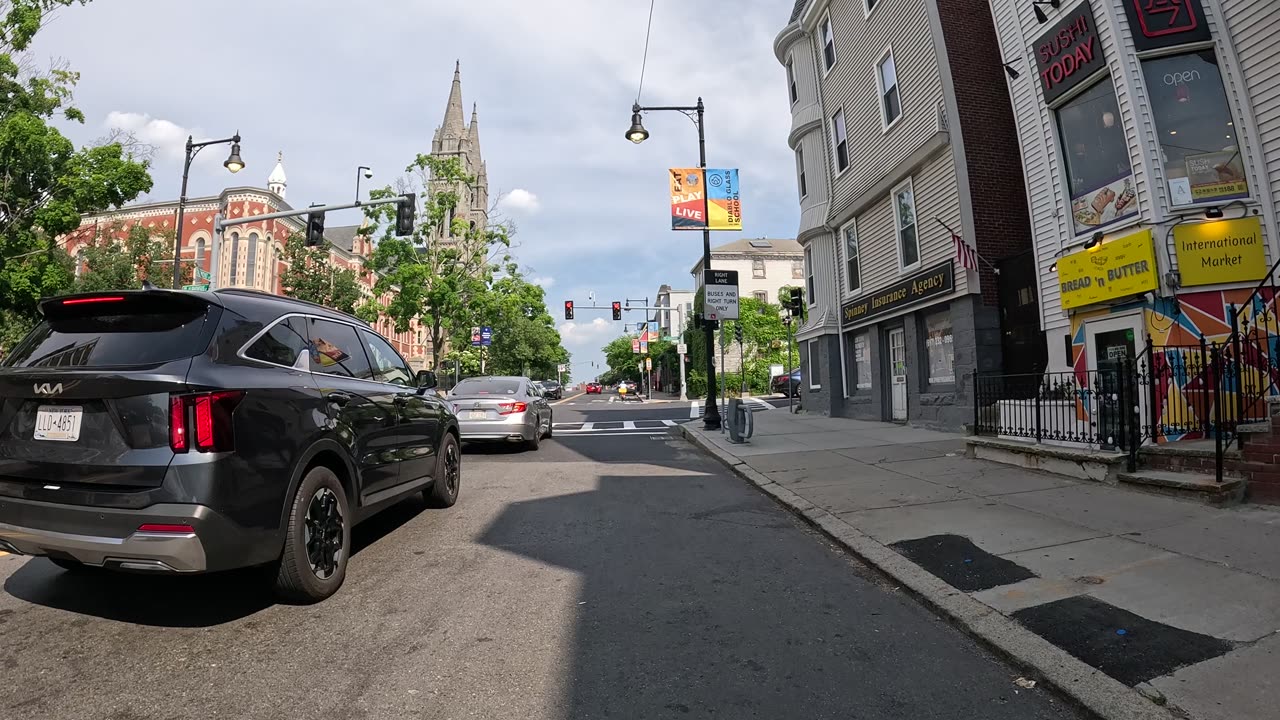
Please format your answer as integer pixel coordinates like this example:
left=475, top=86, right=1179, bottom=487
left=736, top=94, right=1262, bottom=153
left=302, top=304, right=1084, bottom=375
left=195, top=268, right=213, bottom=281
left=663, top=335, right=678, bottom=342
left=183, top=284, right=210, bottom=292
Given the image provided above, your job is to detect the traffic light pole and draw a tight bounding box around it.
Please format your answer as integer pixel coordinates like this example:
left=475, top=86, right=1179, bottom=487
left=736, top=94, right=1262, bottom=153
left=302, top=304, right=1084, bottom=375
left=209, top=196, right=409, bottom=290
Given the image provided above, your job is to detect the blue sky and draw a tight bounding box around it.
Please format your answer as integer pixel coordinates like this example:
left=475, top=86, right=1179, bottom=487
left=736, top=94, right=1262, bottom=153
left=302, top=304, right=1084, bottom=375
left=31, top=0, right=799, bottom=379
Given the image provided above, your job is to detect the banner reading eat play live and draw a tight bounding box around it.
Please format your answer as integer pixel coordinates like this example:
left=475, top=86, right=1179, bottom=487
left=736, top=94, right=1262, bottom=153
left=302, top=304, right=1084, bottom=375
left=1173, top=217, right=1267, bottom=287
left=1057, top=229, right=1159, bottom=310
left=669, top=168, right=742, bottom=231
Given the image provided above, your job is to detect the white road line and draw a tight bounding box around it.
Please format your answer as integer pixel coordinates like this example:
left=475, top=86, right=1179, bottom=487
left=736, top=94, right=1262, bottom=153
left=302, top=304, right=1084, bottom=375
left=622, top=421, right=636, bottom=430
left=581, top=422, right=594, bottom=431
left=662, top=419, right=677, bottom=426
left=554, top=430, right=668, bottom=437
left=747, top=397, right=773, bottom=410
left=689, top=401, right=701, bottom=419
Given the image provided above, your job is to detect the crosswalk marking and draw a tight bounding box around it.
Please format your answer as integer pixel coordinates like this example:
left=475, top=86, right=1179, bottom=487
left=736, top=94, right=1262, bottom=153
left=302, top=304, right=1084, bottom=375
left=662, top=420, right=676, bottom=426
left=622, top=421, right=636, bottom=430
left=581, top=422, right=593, bottom=431
left=690, top=401, right=701, bottom=419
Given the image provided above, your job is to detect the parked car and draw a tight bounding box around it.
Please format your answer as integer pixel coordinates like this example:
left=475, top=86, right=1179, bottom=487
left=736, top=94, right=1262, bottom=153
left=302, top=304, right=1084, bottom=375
left=0, top=288, right=460, bottom=602
left=541, top=379, right=563, bottom=400
left=771, top=370, right=802, bottom=397
left=448, top=376, right=553, bottom=450
left=585, top=382, right=602, bottom=394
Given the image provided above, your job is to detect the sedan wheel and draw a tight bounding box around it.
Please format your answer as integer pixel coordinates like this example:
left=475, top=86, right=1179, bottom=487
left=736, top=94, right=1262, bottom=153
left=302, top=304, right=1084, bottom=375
left=425, top=432, right=460, bottom=508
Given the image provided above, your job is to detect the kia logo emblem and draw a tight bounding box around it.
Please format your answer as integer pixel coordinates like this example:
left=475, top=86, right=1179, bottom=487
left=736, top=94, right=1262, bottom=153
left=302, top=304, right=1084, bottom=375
left=33, top=383, right=63, bottom=395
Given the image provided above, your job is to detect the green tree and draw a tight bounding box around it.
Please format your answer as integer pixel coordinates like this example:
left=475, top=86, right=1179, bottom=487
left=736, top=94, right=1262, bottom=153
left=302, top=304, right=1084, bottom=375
left=456, top=267, right=568, bottom=379
left=359, top=155, right=509, bottom=370
left=72, top=221, right=187, bottom=292
left=602, top=335, right=643, bottom=384
left=0, top=0, right=154, bottom=351
left=276, top=231, right=364, bottom=315
left=683, top=293, right=799, bottom=397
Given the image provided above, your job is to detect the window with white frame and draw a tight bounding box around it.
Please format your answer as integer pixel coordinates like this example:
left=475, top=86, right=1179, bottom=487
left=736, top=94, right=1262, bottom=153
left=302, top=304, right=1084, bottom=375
left=893, top=180, right=919, bottom=269
left=787, top=59, right=798, bottom=105
left=752, top=258, right=766, bottom=279
left=820, top=16, right=836, bottom=71
left=807, top=339, right=820, bottom=389
left=229, top=232, right=240, bottom=286
left=753, top=290, right=768, bottom=302
left=796, top=147, right=807, bottom=199
left=804, top=246, right=815, bottom=301
left=843, top=221, right=861, bottom=293
left=924, top=311, right=955, bottom=384
left=791, top=259, right=804, bottom=279
left=831, top=109, right=849, bottom=172
left=876, top=49, right=901, bottom=128
left=855, top=333, right=872, bottom=389
left=246, top=232, right=259, bottom=288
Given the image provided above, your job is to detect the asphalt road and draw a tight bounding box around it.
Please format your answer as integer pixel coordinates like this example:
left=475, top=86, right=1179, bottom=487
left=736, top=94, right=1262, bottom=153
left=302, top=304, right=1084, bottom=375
left=0, top=394, right=1084, bottom=720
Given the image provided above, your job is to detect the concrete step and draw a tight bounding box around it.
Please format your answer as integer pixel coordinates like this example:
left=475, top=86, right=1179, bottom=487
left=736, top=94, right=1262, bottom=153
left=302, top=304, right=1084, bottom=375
left=1116, top=470, right=1244, bottom=505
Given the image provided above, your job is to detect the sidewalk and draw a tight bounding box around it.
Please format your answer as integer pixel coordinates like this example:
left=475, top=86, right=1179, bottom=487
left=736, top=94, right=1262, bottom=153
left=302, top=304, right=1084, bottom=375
left=681, top=412, right=1280, bottom=720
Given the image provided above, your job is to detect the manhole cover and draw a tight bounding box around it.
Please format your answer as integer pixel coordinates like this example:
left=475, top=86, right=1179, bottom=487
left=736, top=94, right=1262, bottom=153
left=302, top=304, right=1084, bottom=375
left=1075, top=575, right=1106, bottom=585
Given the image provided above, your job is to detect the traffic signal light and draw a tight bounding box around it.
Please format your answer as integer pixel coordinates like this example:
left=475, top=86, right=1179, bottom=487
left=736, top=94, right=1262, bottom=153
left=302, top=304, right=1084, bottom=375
left=734, top=324, right=743, bottom=344
left=789, top=287, right=804, bottom=316
left=306, top=210, right=326, bottom=247
left=564, top=300, right=574, bottom=320
left=612, top=301, right=622, bottom=321
left=395, top=193, right=416, bottom=236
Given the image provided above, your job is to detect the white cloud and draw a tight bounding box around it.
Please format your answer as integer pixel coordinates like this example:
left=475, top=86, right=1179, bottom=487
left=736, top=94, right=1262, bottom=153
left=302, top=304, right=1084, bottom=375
left=529, top=275, right=555, bottom=289
left=558, top=317, right=613, bottom=341
left=499, top=188, right=541, bottom=214
left=103, top=111, right=205, bottom=165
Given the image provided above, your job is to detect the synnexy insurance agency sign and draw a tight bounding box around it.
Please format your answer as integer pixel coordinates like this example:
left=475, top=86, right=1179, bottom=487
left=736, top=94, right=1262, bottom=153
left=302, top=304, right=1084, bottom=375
left=1173, top=217, right=1268, bottom=287
left=1033, top=2, right=1105, bottom=105
left=1057, top=229, right=1159, bottom=310
left=841, top=262, right=954, bottom=328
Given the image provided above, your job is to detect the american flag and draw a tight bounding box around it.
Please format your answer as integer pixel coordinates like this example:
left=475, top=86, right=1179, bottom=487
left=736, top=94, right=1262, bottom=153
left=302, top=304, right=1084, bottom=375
left=953, top=233, right=978, bottom=271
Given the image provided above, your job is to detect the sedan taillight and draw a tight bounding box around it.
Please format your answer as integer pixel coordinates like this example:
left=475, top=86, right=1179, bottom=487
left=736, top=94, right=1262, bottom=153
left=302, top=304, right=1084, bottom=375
left=497, top=401, right=528, bottom=415
left=170, top=391, right=245, bottom=453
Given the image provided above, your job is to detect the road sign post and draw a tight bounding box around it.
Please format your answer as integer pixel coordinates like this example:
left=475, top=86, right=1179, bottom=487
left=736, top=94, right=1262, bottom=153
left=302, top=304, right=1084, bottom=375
left=704, top=269, right=739, bottom=321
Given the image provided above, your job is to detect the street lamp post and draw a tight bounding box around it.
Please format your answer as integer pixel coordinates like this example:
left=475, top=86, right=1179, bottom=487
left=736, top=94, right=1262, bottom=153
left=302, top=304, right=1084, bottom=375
left=172, top=133, right=245, bottom=287
left=626, top=98, right=721, bottom=430
left=356, top=166, right=373, bottom=202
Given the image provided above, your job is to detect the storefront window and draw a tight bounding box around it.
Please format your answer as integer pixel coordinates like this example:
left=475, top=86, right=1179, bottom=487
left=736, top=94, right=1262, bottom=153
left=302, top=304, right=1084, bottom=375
left=1142, top=51, right=1247, bottom=206
left=855, top=333, right=871, bottom=389
left=924, top=312, right=954, bottom=384
left=1057, top=77, right=1138, bottom=236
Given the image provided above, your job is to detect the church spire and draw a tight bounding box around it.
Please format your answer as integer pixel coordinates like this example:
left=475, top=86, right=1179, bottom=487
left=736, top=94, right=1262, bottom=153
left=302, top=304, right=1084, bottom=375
left=440, top=60, right=466, bottom=140
left=267, top=151, right=287, bottom=199
left=468, top=102, right=482, bottom=157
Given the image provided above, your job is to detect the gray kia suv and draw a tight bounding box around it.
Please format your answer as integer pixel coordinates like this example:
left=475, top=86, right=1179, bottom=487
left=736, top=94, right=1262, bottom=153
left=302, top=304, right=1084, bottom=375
left=0, top=288, right=460, bottom=602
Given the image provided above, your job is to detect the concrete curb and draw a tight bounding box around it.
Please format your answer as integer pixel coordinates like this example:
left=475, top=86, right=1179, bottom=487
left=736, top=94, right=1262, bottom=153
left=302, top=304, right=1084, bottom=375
left=679, top=425, right=1179, bottom=720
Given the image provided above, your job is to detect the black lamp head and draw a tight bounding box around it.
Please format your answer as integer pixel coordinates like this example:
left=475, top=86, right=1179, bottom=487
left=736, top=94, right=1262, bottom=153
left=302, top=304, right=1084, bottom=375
left=625, top=107, right=649, bottom=144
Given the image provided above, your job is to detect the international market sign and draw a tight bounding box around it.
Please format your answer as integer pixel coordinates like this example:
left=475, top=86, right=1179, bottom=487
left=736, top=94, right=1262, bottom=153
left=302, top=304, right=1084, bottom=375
left=1173, top=216, right=1268, bottom=287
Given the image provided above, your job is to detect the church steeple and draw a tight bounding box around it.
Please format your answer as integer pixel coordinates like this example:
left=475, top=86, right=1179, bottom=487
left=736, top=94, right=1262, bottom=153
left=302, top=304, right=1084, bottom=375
left=267, top=151, right=287, bottom=199
left=440, top=60, right=466, bottom=142
left=468, top=103, right=482, bottom=161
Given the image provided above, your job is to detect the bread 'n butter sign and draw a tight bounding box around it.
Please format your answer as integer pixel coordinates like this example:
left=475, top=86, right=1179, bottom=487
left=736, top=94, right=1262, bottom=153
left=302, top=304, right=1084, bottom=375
left=1057, top=229, right=1158, bottom=310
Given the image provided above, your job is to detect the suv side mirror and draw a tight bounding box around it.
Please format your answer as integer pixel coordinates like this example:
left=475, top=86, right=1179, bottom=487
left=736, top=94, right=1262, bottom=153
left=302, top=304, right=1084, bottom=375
left=416, top=370, right=437, bottom=390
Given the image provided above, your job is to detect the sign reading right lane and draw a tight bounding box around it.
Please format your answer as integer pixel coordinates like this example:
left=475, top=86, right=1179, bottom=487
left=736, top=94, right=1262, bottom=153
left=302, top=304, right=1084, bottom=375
left=704, top=269, right=739, bottom=321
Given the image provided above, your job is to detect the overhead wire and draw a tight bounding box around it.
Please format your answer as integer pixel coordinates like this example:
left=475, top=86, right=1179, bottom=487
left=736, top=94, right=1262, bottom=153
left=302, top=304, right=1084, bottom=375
left=635, top=0, right=657, bottom=102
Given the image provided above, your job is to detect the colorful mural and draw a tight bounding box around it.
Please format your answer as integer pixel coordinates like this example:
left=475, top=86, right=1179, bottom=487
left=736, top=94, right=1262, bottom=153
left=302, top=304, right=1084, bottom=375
left=1067, top=289, right=1280, bottom=442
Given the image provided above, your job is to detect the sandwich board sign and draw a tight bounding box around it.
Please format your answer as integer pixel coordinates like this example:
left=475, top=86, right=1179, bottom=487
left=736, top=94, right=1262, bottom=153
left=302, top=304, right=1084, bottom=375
left=704, top=269, right=739, bottom=321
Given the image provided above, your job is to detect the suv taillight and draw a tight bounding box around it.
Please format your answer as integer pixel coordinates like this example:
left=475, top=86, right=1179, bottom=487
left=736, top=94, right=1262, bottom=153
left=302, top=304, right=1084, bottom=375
left=170, top=391, right=244, bottom=453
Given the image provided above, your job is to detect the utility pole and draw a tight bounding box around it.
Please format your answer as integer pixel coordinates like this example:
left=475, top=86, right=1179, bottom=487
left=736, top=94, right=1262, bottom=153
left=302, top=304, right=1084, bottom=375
left=785, top=316, right=795, bottom=415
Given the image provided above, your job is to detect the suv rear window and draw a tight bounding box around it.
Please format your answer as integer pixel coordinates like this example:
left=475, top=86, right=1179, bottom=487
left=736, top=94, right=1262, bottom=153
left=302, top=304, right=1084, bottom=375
left=451, top=378, right=522, bottom=395
left=4, top=294, right=219, bottom=368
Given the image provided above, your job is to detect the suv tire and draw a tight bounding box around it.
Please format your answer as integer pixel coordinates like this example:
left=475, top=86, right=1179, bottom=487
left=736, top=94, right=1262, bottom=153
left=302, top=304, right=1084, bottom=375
left=275, top=466, right=350, bottom=603
left=425, top=432, right=460, bottom=508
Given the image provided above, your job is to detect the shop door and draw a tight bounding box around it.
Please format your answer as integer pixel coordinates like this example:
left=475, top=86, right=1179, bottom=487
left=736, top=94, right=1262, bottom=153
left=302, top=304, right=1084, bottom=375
left=1085, top=317, right=1143, bottom=451
left=888, top=327, right=907, bottom=421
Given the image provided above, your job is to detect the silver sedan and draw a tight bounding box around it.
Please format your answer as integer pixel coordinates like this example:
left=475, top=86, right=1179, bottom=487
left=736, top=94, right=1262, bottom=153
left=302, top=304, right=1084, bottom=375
left=448, top=376, right=554, bottom=451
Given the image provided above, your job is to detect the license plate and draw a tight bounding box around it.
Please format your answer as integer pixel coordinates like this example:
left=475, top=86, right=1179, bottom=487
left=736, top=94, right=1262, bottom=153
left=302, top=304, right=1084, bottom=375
left=34, top=405, right=83, bottom=442
left=468, top=410, right=487, bottom=420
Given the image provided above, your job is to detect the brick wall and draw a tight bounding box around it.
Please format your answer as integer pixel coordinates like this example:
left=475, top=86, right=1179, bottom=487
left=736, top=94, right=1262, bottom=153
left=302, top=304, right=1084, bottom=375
left=937, top=0, right=1033, bottom=307
left=1237, top=401, right=1280, bottom=504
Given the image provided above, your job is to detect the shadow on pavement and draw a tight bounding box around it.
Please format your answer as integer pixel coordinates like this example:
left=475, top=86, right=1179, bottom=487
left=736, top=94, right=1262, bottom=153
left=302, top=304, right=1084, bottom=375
left=2, top=496, right=427, bottom=628
left=477, top=472, right=1081, bottom=719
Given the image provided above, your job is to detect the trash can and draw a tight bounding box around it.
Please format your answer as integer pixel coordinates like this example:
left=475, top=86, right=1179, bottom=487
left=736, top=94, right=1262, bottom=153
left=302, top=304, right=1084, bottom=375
left=727, top=398, right=754, bottom=444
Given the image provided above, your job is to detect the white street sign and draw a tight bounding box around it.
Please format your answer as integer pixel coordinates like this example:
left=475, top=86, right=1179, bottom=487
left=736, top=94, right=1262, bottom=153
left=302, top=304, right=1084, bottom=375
left=677, top=342, right=688, bottom=355
left=704, top=269, right=739, bottom=320
left=557, top=364, right=566, bottom=373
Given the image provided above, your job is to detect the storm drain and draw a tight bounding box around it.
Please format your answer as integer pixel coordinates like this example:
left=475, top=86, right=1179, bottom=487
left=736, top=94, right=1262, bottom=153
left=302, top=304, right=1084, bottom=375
left=889, top=534, right=1036, bottom=592
left=1012, top=595, right=1235, bottom=686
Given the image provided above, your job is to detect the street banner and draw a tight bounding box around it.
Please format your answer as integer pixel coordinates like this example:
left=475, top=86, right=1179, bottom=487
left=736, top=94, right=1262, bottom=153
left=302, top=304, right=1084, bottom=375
left=649, top=321, right=659, bottom=334
left=640, top=340, right=649, bottom=354
left=669, top=168, right=742, bottom=231
left=705, top=168, right=742, bottom=231
left=481, top=326, right=493, bottom=346
left=471, top=326, right=482, bottom=346
left=704, top=269, right=740, bottom=321
left=632, top=338, right=641, bottom=354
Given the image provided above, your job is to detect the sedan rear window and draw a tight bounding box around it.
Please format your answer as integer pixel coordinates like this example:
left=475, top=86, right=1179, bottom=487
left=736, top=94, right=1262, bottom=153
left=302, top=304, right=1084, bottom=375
left=451, top=379, right=521, bottom=395
left=4, top=295, right=219, bottom=368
